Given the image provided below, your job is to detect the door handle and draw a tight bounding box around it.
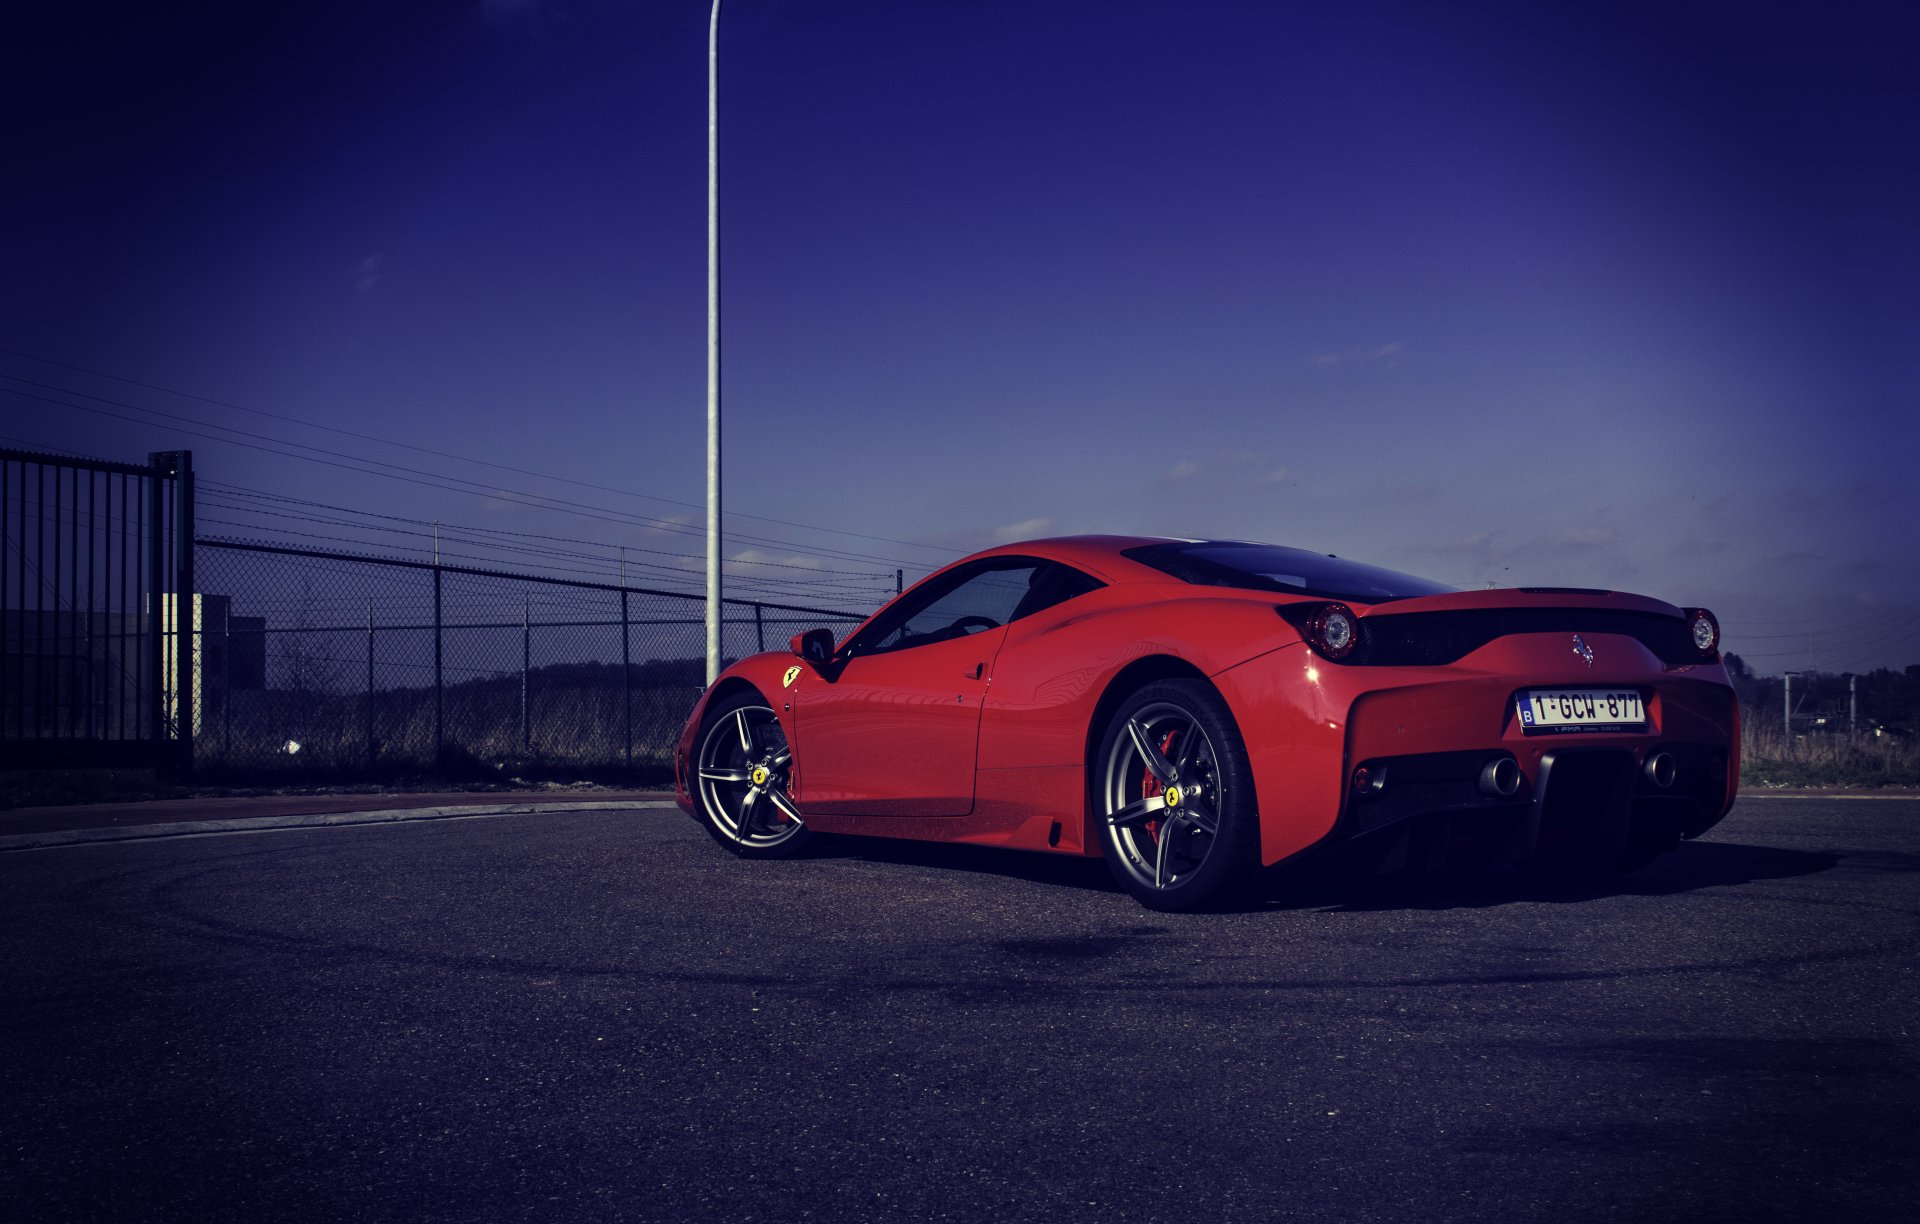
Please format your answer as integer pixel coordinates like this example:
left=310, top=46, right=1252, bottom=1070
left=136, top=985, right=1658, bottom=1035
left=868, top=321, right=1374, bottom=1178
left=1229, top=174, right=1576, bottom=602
left=964, top=663, right=984, bottom=679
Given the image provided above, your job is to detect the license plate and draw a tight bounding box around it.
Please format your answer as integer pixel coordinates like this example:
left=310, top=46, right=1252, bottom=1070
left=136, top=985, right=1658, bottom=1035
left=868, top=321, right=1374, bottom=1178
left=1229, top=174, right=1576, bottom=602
left=1515, top=689, right=1646, bottom=732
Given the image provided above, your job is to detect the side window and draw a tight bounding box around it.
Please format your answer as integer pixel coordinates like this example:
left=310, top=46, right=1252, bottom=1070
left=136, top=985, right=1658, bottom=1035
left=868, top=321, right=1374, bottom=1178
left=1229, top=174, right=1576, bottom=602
left=851, top=560, right=1045, bottom=656
left=1010, top=562, right=1105, bottom=621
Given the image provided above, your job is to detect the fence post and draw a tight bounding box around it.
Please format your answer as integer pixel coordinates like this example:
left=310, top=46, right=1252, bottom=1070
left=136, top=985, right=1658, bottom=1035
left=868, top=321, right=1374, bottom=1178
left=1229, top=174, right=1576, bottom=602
left=61, top=464, right=72, bottom=739
left=1782, top=673, right=1792, bottom=743
left=223, top=603, right=232, bottom=762
left=0, top=458, right=7, bottom=745
left=145, top=454, right=164, bottom=757
left=433, top=564, right=444, bottom=766
left=621, top=587, right=632, bottom=770
left=521, top=593, right=531, bottom=756
left=366, top=597, right=376, bottom=768
left=754, top=602, right=764, bottom=653
left=174, top=451, right=193, bottom=775
left=83, top=469, right=95, bottom=741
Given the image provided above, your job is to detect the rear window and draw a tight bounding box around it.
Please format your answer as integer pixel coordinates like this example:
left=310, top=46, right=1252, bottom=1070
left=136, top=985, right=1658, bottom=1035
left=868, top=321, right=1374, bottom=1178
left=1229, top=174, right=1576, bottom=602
left=1122, top=541, right=1454, bottom=603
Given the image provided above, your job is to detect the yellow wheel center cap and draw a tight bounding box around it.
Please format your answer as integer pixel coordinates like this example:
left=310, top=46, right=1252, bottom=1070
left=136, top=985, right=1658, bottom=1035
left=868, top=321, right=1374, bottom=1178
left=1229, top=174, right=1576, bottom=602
left=1164, top=785, right=1182, bottom=808
left=750, top=766, right=769, bottom=787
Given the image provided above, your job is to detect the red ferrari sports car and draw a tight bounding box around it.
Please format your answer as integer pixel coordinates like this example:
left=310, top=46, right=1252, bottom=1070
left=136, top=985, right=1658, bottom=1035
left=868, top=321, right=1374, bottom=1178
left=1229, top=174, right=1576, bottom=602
left=674, top=536, right=1738, bottom=911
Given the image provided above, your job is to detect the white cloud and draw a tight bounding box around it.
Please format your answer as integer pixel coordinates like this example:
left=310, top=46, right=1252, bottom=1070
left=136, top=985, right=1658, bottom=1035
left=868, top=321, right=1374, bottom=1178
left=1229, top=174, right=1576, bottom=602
left=1311, top=341, right=1402, bottom=368
left=638, top=514, right=695, bottom=539
left=1165, top=458, right=1201, bottom=482
left=731, top=547, right=825, bottom=570
left=995, top=517, right=1054, bottom=542
left=1263, top=466, right=1290, bottom=485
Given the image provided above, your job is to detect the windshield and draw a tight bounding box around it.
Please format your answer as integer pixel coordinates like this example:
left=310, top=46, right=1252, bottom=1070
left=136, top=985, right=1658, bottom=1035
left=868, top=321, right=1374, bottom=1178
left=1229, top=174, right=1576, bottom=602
left=1122, top=541, right=1454, bottom=603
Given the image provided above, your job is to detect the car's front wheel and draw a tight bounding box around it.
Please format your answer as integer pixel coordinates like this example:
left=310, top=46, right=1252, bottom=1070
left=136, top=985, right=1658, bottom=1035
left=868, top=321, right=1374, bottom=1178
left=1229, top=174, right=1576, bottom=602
left=1096, top=679, right=1260, bottom=911
left=694, top=692, right=811, bottom=858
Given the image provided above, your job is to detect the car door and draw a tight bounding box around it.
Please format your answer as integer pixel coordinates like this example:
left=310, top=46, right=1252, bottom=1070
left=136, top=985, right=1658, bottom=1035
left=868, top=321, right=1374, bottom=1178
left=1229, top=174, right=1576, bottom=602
left=791, top=558, right=1045, bottom=816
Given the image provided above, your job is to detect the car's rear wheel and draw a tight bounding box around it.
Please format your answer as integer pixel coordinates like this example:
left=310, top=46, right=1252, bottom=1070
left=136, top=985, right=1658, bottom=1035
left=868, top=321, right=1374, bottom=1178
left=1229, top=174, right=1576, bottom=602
left=1096, top=679, right=1260, bottom=911
left=694, top=692, right=811, bottom=858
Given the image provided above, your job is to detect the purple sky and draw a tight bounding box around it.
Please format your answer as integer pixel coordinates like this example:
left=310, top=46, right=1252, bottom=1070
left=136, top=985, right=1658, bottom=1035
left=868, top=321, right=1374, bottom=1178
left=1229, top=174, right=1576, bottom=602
left=4, top=1, right=1916, bottom=672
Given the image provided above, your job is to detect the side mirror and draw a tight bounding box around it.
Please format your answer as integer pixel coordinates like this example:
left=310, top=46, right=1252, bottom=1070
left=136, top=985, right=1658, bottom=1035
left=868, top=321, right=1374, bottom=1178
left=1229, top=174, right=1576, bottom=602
left=790, top=628, right=836, bottom=666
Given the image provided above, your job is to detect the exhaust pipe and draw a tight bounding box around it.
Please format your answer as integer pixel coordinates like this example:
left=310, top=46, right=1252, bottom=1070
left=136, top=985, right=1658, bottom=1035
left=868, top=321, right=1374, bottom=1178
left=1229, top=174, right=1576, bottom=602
left=1478, top=756, right=1522, bottom=798
left=1644, top=751, right=1677, bottom=789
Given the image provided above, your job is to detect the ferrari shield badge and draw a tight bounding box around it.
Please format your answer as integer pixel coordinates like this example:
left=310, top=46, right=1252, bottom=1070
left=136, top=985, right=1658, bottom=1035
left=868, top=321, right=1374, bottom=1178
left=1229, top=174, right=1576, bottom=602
left=783, top=665, right=802, bottom=688
left=1572, top=634, right=1595, bottom=668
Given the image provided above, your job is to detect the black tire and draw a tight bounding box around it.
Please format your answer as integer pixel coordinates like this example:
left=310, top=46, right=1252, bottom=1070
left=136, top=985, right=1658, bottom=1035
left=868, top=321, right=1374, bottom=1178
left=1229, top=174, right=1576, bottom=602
left=1095, top=679, right=1260, bottom=911
left=692, top=691, right=812, bottom=859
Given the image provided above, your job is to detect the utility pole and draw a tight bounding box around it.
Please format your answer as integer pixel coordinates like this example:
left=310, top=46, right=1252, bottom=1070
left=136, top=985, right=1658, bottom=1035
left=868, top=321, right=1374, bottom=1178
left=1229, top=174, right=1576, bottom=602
left=1783, top=672, right=1793, bottom=740
left=1849, top=673, right=1857, bottom=735
left=521, top=594, right=532, bottom=754
left=704, top=0, right=724, bottom=685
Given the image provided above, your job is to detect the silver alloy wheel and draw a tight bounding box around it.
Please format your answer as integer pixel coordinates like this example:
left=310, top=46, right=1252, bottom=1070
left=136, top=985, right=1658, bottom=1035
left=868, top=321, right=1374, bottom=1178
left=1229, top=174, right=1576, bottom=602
left=695, top=703, right=805, bottom=848
left=1101, top=699, right=1224, bottom=892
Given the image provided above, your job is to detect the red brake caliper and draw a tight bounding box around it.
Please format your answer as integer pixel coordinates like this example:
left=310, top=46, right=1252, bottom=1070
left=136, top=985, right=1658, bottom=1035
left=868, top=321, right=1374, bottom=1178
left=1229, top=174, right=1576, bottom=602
left=1140, top=728, right=1179, bottom=840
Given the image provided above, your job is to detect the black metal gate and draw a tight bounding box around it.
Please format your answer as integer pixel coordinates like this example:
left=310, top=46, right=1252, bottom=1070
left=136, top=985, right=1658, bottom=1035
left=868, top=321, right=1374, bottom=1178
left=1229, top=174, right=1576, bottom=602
left=1, top=447, right=194, bottom=770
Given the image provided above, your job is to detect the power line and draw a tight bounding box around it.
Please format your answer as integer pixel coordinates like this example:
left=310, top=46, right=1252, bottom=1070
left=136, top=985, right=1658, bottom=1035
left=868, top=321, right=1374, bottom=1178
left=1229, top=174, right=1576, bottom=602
left=196, top=496, right=882, bottom=584
left=197, top=528, right=891, bottom=602
left=0, top=450, right=894, bottom=604
left=1731, top=607, right=1915, bottom=640
left=1737, top=622, right=1920, bottom=666
left=0, top=349, right=960, bottom=556
left=19, top=491, right=871, bottom=590
left=0, top=464, right=891, bottom=602
left=198, top=482, right=889, bottom=576
left=1, top=383, right=934, bottom=572
left=191, top=498, right=896, bottom=600
left=1733, top=604, right=1920, bottom=628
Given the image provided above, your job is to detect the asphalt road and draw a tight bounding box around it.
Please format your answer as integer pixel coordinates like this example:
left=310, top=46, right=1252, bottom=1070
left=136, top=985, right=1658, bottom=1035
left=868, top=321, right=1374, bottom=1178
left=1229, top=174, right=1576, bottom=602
left=3, top=798, right=1915, bottom=1224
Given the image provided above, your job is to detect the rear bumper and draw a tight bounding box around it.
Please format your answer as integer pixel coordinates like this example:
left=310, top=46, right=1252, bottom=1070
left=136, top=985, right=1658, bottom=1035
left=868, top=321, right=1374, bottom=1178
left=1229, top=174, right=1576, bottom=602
left=1335, top=741, right=1731, bottom=873
left=1216, top=634, right=1740, bottom=868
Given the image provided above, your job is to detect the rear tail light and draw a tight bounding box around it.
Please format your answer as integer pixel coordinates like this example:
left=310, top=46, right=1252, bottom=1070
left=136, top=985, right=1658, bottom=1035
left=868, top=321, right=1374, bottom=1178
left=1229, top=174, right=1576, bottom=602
left=1306, top=602, right=1359, bottom=660
left=1685, top=608, right=1720, bottom=659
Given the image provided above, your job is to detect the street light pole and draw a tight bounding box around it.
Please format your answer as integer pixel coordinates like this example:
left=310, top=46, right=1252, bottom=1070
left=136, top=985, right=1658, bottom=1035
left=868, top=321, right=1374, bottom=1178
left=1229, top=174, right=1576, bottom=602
left=705, top=0, right=723, bottom=685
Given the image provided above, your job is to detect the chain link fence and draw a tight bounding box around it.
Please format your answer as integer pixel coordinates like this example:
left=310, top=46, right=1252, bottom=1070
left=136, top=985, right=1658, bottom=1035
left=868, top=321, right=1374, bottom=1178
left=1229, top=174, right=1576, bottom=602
left=190, top=540, right=870, bottom=782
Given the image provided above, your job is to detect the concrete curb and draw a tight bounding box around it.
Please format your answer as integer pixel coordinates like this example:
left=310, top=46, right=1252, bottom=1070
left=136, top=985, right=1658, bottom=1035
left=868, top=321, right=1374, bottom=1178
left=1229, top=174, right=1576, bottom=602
left=1738, top=792, right=1919, bottom=801
left=0, top=800, right=683, bottom=853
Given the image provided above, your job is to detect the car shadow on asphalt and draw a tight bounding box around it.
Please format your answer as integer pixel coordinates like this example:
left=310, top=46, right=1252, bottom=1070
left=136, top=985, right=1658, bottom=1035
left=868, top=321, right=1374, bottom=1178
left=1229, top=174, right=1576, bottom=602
left=807, top=835, right=1121, bottom=894
left=1267, top=839, right=1845, bottom=913
left=807, top=834, right=1847, bottom=913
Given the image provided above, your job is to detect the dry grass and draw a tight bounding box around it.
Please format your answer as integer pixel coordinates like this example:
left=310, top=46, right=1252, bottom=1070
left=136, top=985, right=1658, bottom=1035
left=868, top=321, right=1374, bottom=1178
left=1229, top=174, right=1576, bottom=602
left=190, top=675, right=691, bottom=786
left=1741, top=720, right=1920, bottom=787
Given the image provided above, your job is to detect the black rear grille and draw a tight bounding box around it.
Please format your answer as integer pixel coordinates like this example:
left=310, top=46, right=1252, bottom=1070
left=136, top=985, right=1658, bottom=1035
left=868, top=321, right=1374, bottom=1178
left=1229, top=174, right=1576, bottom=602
left=1283, top=606, right=1699, bottom=666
